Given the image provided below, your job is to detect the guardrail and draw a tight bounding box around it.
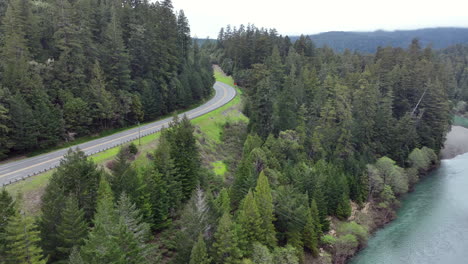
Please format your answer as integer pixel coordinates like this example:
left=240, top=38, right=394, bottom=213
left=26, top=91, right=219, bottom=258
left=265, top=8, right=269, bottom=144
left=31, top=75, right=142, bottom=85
left=0, top=127, right=163, bottom=187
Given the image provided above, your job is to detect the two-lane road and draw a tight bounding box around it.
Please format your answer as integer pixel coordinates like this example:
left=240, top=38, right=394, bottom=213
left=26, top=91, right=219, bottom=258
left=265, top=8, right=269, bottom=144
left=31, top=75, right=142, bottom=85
left=0, top=81, right=236, bottom=186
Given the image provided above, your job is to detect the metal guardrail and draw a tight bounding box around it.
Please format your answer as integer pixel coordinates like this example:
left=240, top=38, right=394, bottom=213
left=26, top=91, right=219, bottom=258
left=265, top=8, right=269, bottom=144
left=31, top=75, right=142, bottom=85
left=0, top=127, right=163, bottom=187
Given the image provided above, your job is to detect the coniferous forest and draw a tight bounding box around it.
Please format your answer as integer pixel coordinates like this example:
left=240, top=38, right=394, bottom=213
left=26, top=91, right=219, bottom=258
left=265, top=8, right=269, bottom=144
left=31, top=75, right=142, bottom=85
left=1, top=1, right=468, bottom=263
left=0, top=0, right=214, bottom=159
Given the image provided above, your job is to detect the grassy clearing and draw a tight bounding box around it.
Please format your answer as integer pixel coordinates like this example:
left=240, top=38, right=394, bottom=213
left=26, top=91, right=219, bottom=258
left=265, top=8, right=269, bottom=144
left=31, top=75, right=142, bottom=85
left=5, top=67, right=246, bottom=213
left=211, top=160, right=227, bottom=177
left=6, top=170, right=53, bottom=195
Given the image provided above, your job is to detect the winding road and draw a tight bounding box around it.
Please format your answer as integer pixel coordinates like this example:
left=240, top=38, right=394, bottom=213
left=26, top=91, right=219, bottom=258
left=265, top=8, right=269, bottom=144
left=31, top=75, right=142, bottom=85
left=0, top=81, right=236, bottom=186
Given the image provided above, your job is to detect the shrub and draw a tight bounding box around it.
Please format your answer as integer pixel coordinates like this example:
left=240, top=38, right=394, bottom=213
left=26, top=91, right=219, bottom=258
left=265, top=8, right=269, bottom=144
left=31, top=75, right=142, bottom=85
left=128, top=142, right=138, bottom=155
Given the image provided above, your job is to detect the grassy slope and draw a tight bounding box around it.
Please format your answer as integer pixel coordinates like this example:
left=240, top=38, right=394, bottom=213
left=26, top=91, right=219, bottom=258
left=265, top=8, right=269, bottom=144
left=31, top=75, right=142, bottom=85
left=6, top=68, right=247, bottom=214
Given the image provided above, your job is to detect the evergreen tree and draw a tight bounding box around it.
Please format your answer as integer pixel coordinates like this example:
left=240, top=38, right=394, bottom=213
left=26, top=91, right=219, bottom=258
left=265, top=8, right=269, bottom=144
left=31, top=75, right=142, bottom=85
left=8, top=93, right=37, bottom=151
left=0, top=0, right=33, bottom=90
left=174, top=187, right=211, bottom=264
left=110, top=148, right=141, bottom=204
left=68, top=247, right=84, bottom=264
left=81, top=177, right=124, bottom=263
left=250, top=77, right=274, bottom=138
left=237, top=190, right=262, bottom=255
left=56, top=196, right=88, bottom=260
left=336, top=193, right=352, bottom=220
left=116, top=192, right=151, bottom=245
left=102, top=6, right=132, bottom=92
left=53, top=149, right=102, bottom=220
left=144, top=169, right=170, bottom=230
left=0, top=91, right=12, bottom=159
left=230, top=156, right=255, bottom=209
left=189, top=233, right=210, bottom=264
left=86, top=61, right=114, bottom=131
left=153, top=134, right=182, bottom=210
left=213, top=212, right=242, bottom=264
left=176, top=10, right=191, bottom=62
left=165, top=115, right=200, bottom=200
left=303, top=201, right=319, bottom=257
left=254, top=171, right=277, bottom=248
left=39, top=175, right=66, bottom=262
left=0, top=188, right=15, bottom=256
left=5, top=212, right=46, bottom=264
left=82, top=178, right=150, bottom=264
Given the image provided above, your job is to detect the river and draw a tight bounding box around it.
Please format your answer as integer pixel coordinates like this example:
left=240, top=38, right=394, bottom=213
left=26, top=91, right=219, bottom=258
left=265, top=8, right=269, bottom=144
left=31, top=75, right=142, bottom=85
left=349, top=152, right=468, bottom=264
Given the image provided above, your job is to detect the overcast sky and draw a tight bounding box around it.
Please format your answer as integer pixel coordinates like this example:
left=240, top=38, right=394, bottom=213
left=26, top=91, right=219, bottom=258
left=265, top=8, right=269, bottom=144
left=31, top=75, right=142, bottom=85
left=172, top=0, right=468, bottom=38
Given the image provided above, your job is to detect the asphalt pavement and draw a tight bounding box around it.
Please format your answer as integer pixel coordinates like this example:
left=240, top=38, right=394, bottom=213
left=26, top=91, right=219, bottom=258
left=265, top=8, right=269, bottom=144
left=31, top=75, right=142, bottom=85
left=0, top=81, right=236, bottom=186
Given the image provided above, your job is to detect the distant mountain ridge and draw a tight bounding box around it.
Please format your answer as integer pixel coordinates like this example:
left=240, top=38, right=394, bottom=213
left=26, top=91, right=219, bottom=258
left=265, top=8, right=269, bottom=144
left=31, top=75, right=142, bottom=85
left=292, top=27, right=468, bottom=53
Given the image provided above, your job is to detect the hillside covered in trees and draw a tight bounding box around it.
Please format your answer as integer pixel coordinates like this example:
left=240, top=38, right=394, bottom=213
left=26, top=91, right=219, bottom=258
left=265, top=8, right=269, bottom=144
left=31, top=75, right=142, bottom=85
left=0, top=0, right=214, bottom=159
left=1, top=17, right=466, bottom=264
left=290, top=27, right=468, bottom=53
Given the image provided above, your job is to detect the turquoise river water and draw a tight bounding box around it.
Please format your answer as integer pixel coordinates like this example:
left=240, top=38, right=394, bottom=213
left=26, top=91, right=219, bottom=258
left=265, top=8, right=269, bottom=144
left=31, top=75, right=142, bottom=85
left=349, top=152, right=468, bottom=264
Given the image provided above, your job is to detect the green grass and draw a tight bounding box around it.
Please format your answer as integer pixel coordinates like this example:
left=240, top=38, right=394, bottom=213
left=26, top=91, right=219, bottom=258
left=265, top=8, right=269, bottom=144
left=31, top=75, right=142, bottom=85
left=214, top=70, right=235, bottom=86
left=453, top=115, right=468, bottom=128
left=211, top=160, right=227, bottom=176
left=6, top=170, right=53, bottom=195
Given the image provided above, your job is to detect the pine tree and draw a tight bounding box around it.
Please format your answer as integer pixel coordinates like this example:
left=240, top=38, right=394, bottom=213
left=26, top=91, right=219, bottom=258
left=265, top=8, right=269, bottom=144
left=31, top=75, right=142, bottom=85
left=53, top=148, right=102, bottom=221
left=86, top=60, right=114, bottom=131
left=68, top=247, right=85, bottom=264
left=5, top=212, right=46, bottom=264
left=189, top=233, right=210, bottom=264
left=102, top=6, right=132, bottom=92
left=56, top=196, right=88, bottom=260
left=213, top=212, right=242, bottom=264
left=336, top=193, right=352, bottom=220
left=81, top=184, right=125, bottom=263
left=153, top=134, right=182, bottom=210
left=0, top=90, right=12, bottom=159
left=303, top=201, right=319, bottom=257
left=250, top=77, right=274, bottom=138
left=115, top=193, right=151, bottom=264
left=230, top=156, right=255, bottom=209
left=254, top=171, right=277, bottom=248
left=214, top=188, right=231, bottom=217
left=0, top=0, right=32, bottom=90
left=0, top=188, right=15, bottom=256
left=39, top=175, right=66, bottom=262
left=174, top=187, right=211, bottom=264
left=116, top=192, right=151, bottom=245
left=310, top=199, right=322, bottom=238
left=237, top=190, right=262, bottom=255
left=110, top=148, right=141, bottom=204
left=8, top=93, right=38, bottom=151
left=82, top=177, right=150, bottom=264
left=52, top=0, right=87, bottom=95
left=176, top=10, right=191, bottom=62
left=165, top=115, right=200, bottom=200
left=144, top=169, right=170, bottom=230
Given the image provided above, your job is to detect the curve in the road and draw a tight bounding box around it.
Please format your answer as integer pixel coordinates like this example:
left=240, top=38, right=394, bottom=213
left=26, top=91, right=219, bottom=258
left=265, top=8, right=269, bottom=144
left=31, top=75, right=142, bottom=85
left=0, top=81, right=236, bottom=186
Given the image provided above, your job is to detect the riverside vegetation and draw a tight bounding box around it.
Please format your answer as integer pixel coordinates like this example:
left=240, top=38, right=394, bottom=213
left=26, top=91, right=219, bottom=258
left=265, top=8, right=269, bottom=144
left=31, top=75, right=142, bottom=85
left=2, top=4, right=468, bottom=264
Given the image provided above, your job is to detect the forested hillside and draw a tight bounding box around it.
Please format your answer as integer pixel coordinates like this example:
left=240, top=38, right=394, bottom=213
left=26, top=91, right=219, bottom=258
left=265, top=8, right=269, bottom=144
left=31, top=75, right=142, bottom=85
left=0, top=18, right=463, bottom=264
left=202, top=24, right=453, bottom=263
left=0, top=0, right=214, bottom=159
left=291, top=27, right=468, bottom=53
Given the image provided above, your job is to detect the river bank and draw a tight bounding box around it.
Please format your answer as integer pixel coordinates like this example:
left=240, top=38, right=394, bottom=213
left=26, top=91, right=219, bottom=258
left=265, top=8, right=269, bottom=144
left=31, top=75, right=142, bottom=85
left=344, top=125, right=468, bottom=264
left=441, top=125, right=468, bottom=159
left=313, top=125, right=468, bottom=264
